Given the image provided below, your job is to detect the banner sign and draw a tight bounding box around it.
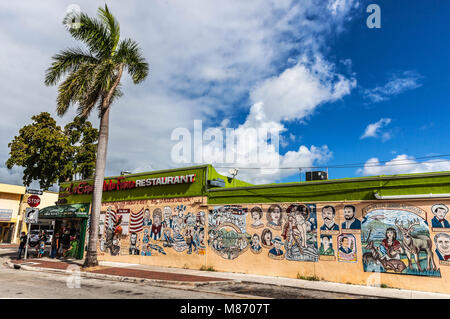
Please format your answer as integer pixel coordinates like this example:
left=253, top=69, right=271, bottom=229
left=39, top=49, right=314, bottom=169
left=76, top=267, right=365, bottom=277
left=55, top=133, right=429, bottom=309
left=0, top=209, right=13, bottom=221
left=39, top=203, right=90, bottom=219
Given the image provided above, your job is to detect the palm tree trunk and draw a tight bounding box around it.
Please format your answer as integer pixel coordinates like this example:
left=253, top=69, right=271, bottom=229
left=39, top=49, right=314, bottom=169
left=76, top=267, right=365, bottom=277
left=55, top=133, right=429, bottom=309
left=83, top=106, right=110, bottom=267
left=83, top=65, right=123, bottom=268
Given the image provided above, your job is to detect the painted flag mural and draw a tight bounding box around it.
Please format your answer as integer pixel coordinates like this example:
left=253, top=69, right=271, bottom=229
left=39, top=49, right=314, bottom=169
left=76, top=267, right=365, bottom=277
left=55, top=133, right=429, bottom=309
left=130, top=208, right=144, bottom=233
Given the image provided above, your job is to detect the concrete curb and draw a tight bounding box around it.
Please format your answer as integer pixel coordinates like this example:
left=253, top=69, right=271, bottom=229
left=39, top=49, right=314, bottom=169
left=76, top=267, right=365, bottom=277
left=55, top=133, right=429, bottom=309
left=5, top=260, right=232, bottom=288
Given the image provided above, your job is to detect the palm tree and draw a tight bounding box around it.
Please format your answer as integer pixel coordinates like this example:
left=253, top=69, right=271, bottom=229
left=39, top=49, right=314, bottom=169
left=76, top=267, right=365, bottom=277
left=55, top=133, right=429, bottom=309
left=45, top=5, right=149, bottom=267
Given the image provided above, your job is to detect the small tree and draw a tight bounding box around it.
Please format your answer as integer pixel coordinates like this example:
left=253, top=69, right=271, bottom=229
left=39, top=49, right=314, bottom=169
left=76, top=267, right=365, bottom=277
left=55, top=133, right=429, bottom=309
left=6, top=112, right=99, bottom=189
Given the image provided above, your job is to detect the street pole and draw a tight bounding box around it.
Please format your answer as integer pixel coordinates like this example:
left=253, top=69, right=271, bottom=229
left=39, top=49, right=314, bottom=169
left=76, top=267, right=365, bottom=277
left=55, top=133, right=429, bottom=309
left=24, top=223, right=31, bottom=260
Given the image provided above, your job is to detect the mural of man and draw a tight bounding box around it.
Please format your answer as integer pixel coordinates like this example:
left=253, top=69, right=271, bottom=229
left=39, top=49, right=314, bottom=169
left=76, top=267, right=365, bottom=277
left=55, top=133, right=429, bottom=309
left=341, top=205, right=361, bottom=230
left=431, top=204, right=450, bottom=228
left=269, top=236, right=284, bottom=258
left=339, top=236, right=353, bottom=254
left=129, top=232, right=140, bottom=255
left=434, top=233, right=450, bottom=261
left=251, top=234, right=262, bottom=253
left=162, top=206, right=173, bottom=229
left=150, top=208, right=163, bottom=240
left=320, top=206, right=339, bottom=231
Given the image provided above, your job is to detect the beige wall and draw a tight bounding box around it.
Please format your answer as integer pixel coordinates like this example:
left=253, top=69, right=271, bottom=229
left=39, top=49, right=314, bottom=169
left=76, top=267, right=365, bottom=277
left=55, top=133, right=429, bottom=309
left=97, top=197, right=450, bottom=294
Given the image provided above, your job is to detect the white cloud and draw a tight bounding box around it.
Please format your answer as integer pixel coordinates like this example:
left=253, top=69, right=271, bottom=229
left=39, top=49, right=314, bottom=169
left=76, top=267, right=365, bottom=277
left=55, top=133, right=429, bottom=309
left=0, top=1, right=358, bottom=185
left=364, top=71, right=422, bottom=103
left=360, top=118, right=392, bottom=140
left=250, top=55, right=356, bottom=123
left=357, top=155, right=450, bottom=176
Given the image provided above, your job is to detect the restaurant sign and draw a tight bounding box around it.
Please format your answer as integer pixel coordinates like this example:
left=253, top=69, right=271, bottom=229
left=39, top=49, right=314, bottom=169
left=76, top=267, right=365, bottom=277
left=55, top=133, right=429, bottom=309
left=61, top=174, right=196, bottom=196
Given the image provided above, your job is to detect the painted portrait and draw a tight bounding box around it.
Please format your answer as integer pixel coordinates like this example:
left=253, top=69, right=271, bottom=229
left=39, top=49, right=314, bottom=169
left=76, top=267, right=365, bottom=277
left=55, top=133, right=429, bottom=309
left=250, top=206, right=264, bottom=229
left=434, top=233, right=450, bottom=263
left=337, top=234, right=357, bottom=263
left=250, top=233, right=262, bottom=254
left=431, top=204, right=450, bottom=228
left=266, top=204, right=283, bottom=231
left=320, top=205, right=339, bottom=232
left=341, top=205, right=361, bottom=230
left=261, top=228, right=273, bottom=249
left=319, top=235, right=334, bottom=256
left=268, top=236, right=285, bottom=260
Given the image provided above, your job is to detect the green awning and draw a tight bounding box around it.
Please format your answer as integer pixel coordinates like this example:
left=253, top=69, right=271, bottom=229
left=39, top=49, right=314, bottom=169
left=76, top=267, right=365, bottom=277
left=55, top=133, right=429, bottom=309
left=39, top=203, right=90, bottom=219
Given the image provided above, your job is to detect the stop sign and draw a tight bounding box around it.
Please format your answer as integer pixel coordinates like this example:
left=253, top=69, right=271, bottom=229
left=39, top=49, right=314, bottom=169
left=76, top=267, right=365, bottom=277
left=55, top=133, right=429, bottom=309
left=27, top=195, right=41, bottom=207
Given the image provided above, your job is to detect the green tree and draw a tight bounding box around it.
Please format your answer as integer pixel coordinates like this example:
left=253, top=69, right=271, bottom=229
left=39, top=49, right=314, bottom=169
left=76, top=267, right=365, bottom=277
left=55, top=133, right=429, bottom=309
left=6, top=112, right=98, bottom=189
left=44, top=5, right=149, bottom=267
left=64, top=116, right=99, bottom=180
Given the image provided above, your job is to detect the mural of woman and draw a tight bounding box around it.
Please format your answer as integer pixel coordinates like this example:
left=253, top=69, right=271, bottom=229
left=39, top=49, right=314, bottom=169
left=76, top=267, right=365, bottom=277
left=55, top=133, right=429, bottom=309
left=250, top=207, right=264, bottom=229
left=250, top=234, right=262, bottom=254
left=261, top=228, right=273, bottom=249
left=380, top=227, right=402, bottom=260
left=266, top=204, right=283, bottom=230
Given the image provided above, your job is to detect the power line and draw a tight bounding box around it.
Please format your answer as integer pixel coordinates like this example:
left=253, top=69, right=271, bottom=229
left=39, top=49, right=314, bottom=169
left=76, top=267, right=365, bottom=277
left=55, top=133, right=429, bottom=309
left=212, top=153, right=450, bottom=170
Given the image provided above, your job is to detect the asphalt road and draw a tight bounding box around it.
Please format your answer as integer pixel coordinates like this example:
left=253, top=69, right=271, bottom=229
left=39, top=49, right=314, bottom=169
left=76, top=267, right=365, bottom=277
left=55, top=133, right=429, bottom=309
left=0, top=247, right=379, bottom=299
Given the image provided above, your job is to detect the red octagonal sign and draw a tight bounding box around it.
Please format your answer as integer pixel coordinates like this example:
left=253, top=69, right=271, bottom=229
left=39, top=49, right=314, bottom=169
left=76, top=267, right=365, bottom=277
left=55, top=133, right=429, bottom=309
left=27, top=195, right=41, bottom=207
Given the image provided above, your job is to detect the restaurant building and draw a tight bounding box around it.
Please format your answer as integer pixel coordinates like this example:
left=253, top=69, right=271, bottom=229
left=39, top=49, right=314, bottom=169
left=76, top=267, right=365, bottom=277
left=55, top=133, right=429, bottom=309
left=56, top=165, right=450, bottom=294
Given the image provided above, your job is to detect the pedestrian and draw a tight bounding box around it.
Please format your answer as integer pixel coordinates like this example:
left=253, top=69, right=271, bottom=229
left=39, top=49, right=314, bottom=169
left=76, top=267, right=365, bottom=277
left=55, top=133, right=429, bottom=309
left=37, top=233, right=45, bottom=258
left=50, top=232, right=60, bottom=258
left=35, top=230, right=43, bottom=257
left=17, top=231, right=27, bottom=260
left=61, top=229, right=71, bottom=259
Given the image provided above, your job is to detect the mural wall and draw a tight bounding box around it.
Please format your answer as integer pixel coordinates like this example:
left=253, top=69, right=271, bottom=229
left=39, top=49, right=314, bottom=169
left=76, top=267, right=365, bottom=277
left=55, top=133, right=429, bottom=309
left=98, top=197, right=206, bottom=259
left=95, top=199, right=450, bottom=293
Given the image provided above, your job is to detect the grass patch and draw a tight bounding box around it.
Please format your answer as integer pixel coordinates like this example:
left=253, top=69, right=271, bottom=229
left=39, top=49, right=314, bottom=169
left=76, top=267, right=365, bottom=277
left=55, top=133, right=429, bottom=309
left=297, top=273, right=320, bottom=281
left=380, top=283, right=389, bottom=288
left=200, top=265, right=216, bottom=272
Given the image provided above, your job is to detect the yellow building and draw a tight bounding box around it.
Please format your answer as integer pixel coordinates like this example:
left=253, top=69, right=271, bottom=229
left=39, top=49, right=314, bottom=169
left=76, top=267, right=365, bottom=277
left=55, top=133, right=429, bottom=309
left=0, top=183, right=58, bottom=244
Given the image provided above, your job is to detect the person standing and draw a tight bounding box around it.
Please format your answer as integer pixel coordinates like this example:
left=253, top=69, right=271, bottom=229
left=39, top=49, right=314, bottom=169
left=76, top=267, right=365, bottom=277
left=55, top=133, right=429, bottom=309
left=17, top=232, right=27, bottom=260
left=61, top=229, right=71, bottom=259
left=50, top=232, right=60, bottom=258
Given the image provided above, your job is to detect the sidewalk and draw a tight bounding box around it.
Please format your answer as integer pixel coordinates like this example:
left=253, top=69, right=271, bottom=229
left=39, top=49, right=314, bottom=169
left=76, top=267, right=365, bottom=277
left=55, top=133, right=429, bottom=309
left=6, top=257, right=450, bottom=299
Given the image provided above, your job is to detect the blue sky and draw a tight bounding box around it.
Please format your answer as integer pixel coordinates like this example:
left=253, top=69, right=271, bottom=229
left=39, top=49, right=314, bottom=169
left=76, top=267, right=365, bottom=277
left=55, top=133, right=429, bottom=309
left=277, top=0, right=450, bottom=182
left=0, top=0, right=449, bottom=187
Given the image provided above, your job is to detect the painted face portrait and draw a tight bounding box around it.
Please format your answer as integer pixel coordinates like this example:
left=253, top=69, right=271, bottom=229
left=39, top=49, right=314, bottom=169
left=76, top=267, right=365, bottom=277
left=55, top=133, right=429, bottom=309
left=321, top=236, right=331, bottom=249
left=343, top=206, right=355, bottom=220
left=342, top=237, right=349, bottom=248
left=267, top=205, right=283, bottom=226
left=322, top=206, right=335, bottom=223
left=261, top=228, right=273, bottom=246
left=435, top=233, right=450, bottom=257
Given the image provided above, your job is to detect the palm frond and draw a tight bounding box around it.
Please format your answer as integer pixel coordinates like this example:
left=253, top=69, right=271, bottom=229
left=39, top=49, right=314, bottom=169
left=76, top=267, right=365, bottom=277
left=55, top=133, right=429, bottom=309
left=45, top=47, right=98, bottom=86
left=98, top=4, right=120, bottom=54
left=56, top=63, right=97, bottom=116
left=114, top=38, right=149, bottom=84
left=63, top=11, right=113, bottom=59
